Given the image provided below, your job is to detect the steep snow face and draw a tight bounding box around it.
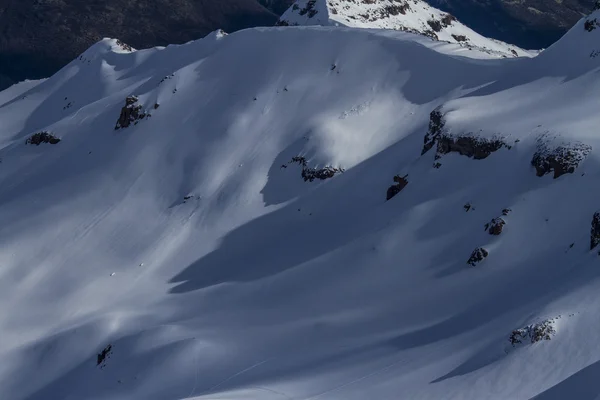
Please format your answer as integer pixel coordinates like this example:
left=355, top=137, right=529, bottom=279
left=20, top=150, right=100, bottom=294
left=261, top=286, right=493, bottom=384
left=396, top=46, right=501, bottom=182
left=3, top=11, right=600, bottom=400
left=278, top=0, right=534, bottom=58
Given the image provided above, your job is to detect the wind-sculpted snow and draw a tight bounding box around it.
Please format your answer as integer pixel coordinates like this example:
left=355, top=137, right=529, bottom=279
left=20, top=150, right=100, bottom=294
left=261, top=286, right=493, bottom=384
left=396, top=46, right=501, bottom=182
left=3, top=9, right=600, bottom=400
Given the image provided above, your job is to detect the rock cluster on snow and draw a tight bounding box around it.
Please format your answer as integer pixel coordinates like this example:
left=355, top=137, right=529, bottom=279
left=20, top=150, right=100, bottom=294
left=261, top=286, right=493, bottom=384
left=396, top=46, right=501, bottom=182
left=509, top=319, right=556, bottom=346
left=25, top=131, right=60, bottom=145
left=386, top=174, right=408, bottom=201
left=531, top=138, right=591, bottom=179
left=115, top=39, right=134, bottom=52
left=590, top=211, right=600, bottom=250
left=286, top=156, right=344, bottom=182
left=484, top=217, right=505, bottom=235
left=467, top=247, right=488, bottom=266
left=435, top=134, right=508, bottom=160
left=115, top=95, right=147, bottom=130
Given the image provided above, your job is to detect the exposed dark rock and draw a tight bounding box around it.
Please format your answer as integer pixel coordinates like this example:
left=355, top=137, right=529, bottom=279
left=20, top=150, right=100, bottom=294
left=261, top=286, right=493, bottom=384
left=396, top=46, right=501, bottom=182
left=502, top=208, right=512, bottom=216
left=509, top=319, right=556, bottom=346
left=467, top=247, right=488, bottom=266
left=115, top=95, right=146, bottom=130
left=452, top=34, right=468, bottom=42
left=435, top=134, right=507, bottom=160
left=115, top=39, right=133, bottom=52
left=531, top=140, right=591, bottom=179
left=590, top=212, right=600, bottom=250
left=484, top=217, right=505, bottom=235
left=26, top=131, right=60, bottom=145
left=427, top=19, right=443, bottom=32
left=464, top=202, right=474, bottom=212
left=585, top=18, right=598, bottom=31
left=422, top=107, right=445, bottom=155
left=287, top=156, right=344, bottom=182
left=386, top=174, right=408, bottom=201
left=97, top=344, right=112, bottom=366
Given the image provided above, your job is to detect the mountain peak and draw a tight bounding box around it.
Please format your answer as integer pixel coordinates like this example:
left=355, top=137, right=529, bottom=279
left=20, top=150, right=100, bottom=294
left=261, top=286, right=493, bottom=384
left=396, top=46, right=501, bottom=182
left=278, top=0, right=533, bottom=58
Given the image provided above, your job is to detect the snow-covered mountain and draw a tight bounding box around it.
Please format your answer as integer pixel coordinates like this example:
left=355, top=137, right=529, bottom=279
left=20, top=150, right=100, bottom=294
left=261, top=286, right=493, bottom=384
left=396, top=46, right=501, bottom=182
left=277, top=0, right=534, bottom=58
left=3, top=6, right=600, bottom=400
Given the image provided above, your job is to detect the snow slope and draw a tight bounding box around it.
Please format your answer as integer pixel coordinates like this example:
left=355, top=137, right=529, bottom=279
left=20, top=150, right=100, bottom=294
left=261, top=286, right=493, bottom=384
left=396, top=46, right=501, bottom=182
left=2, top=9, right=600, bottom=400
left=277, top=0, right=534, bottom=58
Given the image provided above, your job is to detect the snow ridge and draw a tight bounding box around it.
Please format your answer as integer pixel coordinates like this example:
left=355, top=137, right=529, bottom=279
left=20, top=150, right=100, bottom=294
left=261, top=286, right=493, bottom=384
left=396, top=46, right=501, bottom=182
left=278, top=0, right=533, bottom=58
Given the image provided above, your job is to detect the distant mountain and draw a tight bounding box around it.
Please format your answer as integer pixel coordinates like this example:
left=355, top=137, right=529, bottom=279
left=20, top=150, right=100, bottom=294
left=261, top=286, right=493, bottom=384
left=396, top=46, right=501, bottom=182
left=428, top=0, right=595, bottom=49
left=0, top=0, right=279, bottom=90
left=278, top=0, right=532, bottom=58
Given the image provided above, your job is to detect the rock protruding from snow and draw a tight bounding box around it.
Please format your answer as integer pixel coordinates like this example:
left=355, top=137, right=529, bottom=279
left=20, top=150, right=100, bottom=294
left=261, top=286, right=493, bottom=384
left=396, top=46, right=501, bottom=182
left=386, top=174, right=408, bottom=201
left=590, top=212, right=600, bottom=250
left=435, top=134, right=508, bottom=160
left=422, top=107, right=445, bottom=155
left=25, top=131, right=60, bottom=145
left=278, top=0, right=532, bottom=59
left=484, top=217, right=505, bottom=235
left=287, top=156, right=344, bottom=182
left=509, top=319, right=557, bottom=347
left=467, top=247, right=488, bottom=266
left=97, top=344, right=112, bottom=367
left=531, top=138, right=591, bottom=179
left=115, top=96, right=146, bottom=130
left=115, top=39, right=134, bottom=52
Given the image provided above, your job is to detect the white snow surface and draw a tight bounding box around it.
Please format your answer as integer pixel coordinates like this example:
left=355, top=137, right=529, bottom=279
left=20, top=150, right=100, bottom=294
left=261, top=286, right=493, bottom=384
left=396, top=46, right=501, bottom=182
left=278, top=0, right=534, bottom=59
left=1, top=11, right=600, bottom=400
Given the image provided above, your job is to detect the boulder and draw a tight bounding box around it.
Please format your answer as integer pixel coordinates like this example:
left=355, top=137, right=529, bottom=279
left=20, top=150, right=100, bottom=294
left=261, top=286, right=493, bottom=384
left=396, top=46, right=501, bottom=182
left=467, top=247, right=488, bottom=266
left=386, top=174, right=408, bottom=201
left=484, top=217, right=505, bottom=235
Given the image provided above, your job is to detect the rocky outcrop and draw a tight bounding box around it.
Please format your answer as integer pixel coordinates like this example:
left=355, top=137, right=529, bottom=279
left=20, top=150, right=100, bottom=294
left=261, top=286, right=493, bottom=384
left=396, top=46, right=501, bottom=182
left=115, top=95, right=147, bottom=130
left=427, top=14, right=456, bottom=33
left=467, top=247, right=488, bottom=266
left=435, top=134, right=507, bottom=160
left=591, top=212, right=600, bottom=250
left=25, top=131, right=60, bottom=145
left=115, top=39, right=133, bottom=52
left=585, top=18, right=598, bottom=32
left=484, top=217, right=505, bottom=235
left=531, top=140, right=591, bottom=179
left=97, top=344, right=112, bottom=367
left=287, top=156, right=344, bottom=182
left=422, top=107, right=445, bottom=155
left=386, top=174, right=408, bottom=201
left=509, top=319, right=556, bottom=346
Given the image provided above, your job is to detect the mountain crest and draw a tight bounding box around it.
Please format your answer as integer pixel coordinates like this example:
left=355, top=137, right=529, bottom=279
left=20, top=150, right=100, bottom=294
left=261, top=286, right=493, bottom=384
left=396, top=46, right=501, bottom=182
left=278, top=0, right=532, bottom=58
